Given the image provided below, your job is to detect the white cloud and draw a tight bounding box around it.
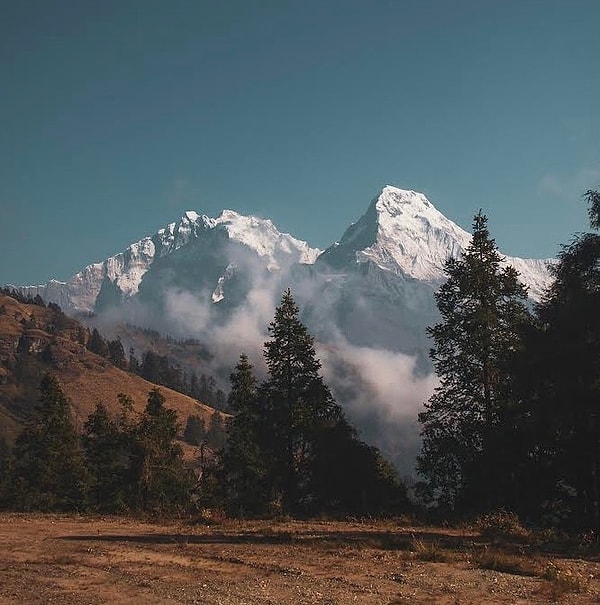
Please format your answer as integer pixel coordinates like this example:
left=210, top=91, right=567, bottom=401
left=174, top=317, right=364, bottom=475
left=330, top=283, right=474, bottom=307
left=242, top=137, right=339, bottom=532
left=113, top=253, right=437, bottom=477
left=537, top=165, right=600, bottom=201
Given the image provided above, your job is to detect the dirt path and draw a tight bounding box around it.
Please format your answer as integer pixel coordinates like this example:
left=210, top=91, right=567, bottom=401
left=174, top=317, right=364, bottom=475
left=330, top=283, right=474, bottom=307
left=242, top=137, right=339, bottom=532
left=0, top=514, right=598, bottom=604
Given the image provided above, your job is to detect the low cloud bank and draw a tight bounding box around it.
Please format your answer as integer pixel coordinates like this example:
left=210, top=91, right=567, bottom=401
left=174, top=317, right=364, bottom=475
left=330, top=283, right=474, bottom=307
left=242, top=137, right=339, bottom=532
left=106, top=265, right=436, bottom=477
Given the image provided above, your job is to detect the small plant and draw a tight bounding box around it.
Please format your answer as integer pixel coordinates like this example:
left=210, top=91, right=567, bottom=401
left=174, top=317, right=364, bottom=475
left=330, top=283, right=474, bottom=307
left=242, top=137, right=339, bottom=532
left=411, top=537, right=448, bottom=562
left=543, top=561, right=592, bottom=598
left=195, top=507, right=226, bottom=525
left=578, top=529, right=599, bottom=552
left=472, top=547, right=537, bottom=576
left=476, top=511, right=529, bottom=540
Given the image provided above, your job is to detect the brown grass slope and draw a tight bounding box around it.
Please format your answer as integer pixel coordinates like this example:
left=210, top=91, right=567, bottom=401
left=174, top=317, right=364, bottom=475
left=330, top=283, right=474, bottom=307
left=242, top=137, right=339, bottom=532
left=0, top=294, right=221, bottom=444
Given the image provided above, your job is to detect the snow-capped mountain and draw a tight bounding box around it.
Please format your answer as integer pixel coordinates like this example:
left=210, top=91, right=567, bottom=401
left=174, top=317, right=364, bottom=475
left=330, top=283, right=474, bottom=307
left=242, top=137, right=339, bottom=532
left=12, top=185, right=552, bottom=333
left=318, top=186, right=551, bottom=299
left=282, top=186, right=551, bottom=363
left=16, top=209, right=320, bottom=314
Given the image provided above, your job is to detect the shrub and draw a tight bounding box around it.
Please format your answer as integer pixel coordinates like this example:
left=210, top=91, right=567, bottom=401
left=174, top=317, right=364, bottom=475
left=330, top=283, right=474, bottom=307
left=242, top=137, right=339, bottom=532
left=543, top=561, right=592, bottom=598
left=472, top=547, right=537, bottom=576
left=411, top=537, right=449, bottom=562
left=476, top=511, right=529, bottom=539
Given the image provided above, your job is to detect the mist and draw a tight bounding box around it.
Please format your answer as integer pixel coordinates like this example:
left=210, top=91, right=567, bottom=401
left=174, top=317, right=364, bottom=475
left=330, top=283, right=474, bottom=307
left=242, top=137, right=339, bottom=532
left=100, top=256, right=438, bottom=477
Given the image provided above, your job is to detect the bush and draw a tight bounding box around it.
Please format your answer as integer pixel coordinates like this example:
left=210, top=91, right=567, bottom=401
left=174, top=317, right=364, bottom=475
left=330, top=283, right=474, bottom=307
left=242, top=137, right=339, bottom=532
left=476, top=511, right=529, bottom=539
left=472, top=547, right=537, bottom=576
left=543, top=561, right=592, bottom=598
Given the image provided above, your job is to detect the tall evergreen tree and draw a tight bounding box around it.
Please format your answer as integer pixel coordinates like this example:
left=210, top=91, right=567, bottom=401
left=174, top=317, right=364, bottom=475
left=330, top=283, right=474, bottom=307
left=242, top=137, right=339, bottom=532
left=218, top=291, right=408, bottom=516
left=262, top=289, right=344, bottom=513
left=221, top=353, right=267, bottom=515
left=132, top=388, right=194, bottom=513
left=83, top=402, right=134, bottom=512
left=418, top=211, right=530, bottom=512
left=520, top=190, right=600, bottom=529
left=183, top=414, right=206, bottom=446
left=13, top=373, right=88, bottom=510
left=206, top=411, right=226, bottom=450
left=107, top=338, right=127, bottom=369
left=88, top=328, right=109, bottom=358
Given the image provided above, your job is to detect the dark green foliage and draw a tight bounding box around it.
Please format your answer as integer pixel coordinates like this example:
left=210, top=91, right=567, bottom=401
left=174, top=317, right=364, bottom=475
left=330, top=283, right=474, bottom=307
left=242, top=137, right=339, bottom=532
left=194, top=373, right=228, bottom=411
left=83, top=401, right=134, bottom=512
left=206, top=410, right=226, bottom=450
left=137, top=350, right=225, bottom=407
left=516, top=190, right=600, bottom=529
left=131, top=388, right=195, bottom=514
left=418, top=212, right=530, bottom=512
left=139, top=350, right=162, bottom=383
left=12, top=373, right=88, bottom=511
left=310, top=419, right=407, bottom=515
left=221, top=354, right=268, bottom=515
left=220, top=290, right=406, bottom=517
left=183, top=414, right=206, bottom=446
left=262, top=289, right=345, bottom=513
left=129, top=347, right=139, bottom=373
left=107, top=338, right=127, bottom=369
left=88, top=328, right=109, bottom=357
left=189, top=371, right=201, bottom=400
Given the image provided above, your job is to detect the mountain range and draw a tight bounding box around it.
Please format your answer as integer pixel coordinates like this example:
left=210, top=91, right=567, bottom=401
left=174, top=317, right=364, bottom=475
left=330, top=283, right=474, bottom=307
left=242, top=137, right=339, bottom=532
left=14, top=185, right=551, bottom=321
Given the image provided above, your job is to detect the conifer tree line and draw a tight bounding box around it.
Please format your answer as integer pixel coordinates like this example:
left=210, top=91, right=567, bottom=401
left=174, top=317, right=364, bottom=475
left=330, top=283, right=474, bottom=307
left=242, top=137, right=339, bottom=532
left=219, top=290, right=405, bottom=516
left=0, top=287, right=228, bottom=411
left=0, top=290, right=406, bottom=517
left=86, top=328, right=228, bottom=411
left=418, top=191, right=600, bottom=531
left=0, top=375, right=195, bottom=513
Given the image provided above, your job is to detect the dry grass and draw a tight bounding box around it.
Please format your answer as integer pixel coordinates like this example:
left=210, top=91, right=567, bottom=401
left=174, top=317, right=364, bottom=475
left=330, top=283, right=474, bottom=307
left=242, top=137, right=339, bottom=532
left=0, top=294, right=222, bottom=445
left=1, top=514, right=600, bottom=604
left=410, top=536, right=451, bottom=562
left=472, top=546, right=538, bottom=576
left=543, top=560, right=593, bottom=599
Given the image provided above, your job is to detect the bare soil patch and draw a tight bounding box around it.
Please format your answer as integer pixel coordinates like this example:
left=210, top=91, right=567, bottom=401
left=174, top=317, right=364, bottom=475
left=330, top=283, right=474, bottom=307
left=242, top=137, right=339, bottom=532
left=0, top=514, right=598, bottom=604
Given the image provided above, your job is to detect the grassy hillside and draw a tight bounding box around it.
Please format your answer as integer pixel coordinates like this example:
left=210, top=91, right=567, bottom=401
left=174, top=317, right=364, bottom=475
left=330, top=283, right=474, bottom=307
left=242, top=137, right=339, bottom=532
left=0, top=294, right=221, bottom=445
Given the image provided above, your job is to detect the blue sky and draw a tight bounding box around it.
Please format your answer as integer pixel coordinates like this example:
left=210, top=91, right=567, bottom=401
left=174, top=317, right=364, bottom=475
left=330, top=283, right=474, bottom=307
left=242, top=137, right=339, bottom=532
left=1, top=0, right=599, bottom=285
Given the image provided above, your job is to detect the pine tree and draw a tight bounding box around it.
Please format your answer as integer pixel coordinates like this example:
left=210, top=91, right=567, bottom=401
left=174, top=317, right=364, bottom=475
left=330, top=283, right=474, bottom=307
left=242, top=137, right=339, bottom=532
left=13, top=373, right=88, bottom=511
left=418, top=211, right=530, bottom=512
left=132, top=388, right=194, bottom=513
left=190, top=371, right=201, bottom=400
left=88, top=328, right=109, bottom=358
left=83, top=402, right=134, bottom=512
left=206, top=410, right=226, bottom=450
left=521, top=190, right=600, bottom=529
left=108, top=338, right=126, bottom=369
left=310, top=418, right=407, bottom=515
left=183, top=414, right=206, bottom=446
left=262, top=289, right=344, bottom=514
left=129, top=347, right=140, bottom=374
left=221, top=353, right=268, bottom=515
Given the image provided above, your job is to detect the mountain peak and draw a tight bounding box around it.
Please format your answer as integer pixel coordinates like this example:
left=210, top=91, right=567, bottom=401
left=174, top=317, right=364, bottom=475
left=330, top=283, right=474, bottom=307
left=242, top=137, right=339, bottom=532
left=182, top=210, right=200, bottom=222
left=355, top=186, right=469, bottom=280
left=318, top=185, right=470, bottom=279
left=376, top=186, right=432, bottom=214
left=316, top=185, right=552, bottom=297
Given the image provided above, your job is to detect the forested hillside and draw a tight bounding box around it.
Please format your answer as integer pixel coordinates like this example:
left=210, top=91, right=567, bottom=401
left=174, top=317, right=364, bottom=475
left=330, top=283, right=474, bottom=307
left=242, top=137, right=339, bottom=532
left=0, top=291, right=220, bottom=444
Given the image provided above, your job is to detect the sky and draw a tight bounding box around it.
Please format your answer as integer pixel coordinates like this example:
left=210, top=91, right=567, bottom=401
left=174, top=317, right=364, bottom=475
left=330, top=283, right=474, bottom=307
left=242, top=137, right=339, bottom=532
left=1, top=0, right=599, bottom=286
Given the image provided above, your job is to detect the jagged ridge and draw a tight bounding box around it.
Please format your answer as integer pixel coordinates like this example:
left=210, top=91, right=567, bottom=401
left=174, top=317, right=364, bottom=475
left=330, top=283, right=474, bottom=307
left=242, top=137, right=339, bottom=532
left=10, top=185, right=552, bottom=311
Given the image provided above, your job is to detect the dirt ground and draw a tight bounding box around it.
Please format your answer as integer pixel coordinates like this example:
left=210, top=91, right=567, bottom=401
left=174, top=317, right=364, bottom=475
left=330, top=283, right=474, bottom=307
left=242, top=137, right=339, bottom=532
left=0, top=514, right=598, bottom=604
